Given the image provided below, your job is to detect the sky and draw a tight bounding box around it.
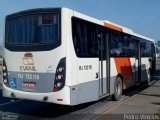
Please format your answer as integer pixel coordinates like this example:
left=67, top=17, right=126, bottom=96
left=0, top=0, right=160, bottom=42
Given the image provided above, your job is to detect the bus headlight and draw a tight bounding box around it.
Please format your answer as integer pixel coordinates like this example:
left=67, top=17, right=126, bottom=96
left=53, top=57, right=66, bottom=92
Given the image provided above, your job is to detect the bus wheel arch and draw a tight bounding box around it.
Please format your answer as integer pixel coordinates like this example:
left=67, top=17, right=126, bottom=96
left=117, top=74, right=123, bottom=85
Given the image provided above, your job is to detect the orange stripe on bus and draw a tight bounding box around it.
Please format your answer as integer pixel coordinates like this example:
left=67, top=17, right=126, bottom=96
left=104, top=22, right=123, bottom=32
left=114, top=58, right=134, bottom=87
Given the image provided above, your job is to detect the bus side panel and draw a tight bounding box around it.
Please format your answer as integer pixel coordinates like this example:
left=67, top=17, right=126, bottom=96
left=66, top=45, right=78, bottom=105
left=110, top=57, right=135, bottom=91
left=62, top=8, right=79, bottom=105
left=75, top=58, right=99, bottom=104
left=66, top=8, right=100, bottom=105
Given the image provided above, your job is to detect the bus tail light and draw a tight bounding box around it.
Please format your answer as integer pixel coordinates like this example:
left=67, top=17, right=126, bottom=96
left=3, top=59, right=9, bottom=86
left=53, top=58, right=66, bottom=92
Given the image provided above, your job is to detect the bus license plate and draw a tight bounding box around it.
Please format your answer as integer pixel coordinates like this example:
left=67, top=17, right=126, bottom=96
left=22, top=82, right=36, bottom=88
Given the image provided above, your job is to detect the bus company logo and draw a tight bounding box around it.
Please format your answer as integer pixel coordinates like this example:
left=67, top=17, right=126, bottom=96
left=20, top=53, right=37, bottom=71
left=23, top=53, right=34, bottom=65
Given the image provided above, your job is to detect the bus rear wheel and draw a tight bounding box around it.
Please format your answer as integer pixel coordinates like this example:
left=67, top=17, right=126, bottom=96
left=113, top=76, right=122, bottom=101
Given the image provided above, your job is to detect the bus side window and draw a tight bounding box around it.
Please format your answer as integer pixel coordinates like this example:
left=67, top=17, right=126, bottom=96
left=140, top=41, right=152, bottom=57
left=110, top=31, right=136, bottom=57
left=123, top=35, right=135, bottom=57
left=72, top=17, right=98, bottom=58
left=110, top=31, right=122, bottom=57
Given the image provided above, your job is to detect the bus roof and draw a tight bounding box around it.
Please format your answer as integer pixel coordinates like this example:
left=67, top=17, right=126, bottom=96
left=103, top=20, right=154, bottom=42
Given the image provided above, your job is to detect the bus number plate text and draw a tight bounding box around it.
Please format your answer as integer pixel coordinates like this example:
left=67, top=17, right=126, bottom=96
left=18, top=73, right=39, bottom=80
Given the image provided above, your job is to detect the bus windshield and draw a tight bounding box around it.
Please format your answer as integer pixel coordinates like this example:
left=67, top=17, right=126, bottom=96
left=7, top=13, right=59, bottom=45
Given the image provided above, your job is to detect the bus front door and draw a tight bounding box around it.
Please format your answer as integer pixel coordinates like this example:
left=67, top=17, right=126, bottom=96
left=98, top=31, right=110, bottom=97
left=135, top=40, right=141, bottom=84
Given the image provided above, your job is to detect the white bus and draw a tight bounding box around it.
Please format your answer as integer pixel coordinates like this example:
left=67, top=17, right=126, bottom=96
left=3, top=8, right=156, bottom=105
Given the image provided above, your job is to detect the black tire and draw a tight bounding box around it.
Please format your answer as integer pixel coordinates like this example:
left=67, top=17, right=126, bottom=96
left=113, top=76, right=122, bottom=101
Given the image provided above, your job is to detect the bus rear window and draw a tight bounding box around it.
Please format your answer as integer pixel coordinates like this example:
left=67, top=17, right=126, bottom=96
left=7, top=13, right=59, bottom=45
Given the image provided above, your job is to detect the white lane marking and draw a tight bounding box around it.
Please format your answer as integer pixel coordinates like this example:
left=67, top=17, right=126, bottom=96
left=0, top=99, right=23, bottom=107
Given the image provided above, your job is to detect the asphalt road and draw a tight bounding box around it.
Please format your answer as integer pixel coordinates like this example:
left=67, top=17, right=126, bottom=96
left=0, top=68, right=159, bottom=120
left=92, top=80, right=160, bottom=120
left=0, top=82, right=158, bottom=120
